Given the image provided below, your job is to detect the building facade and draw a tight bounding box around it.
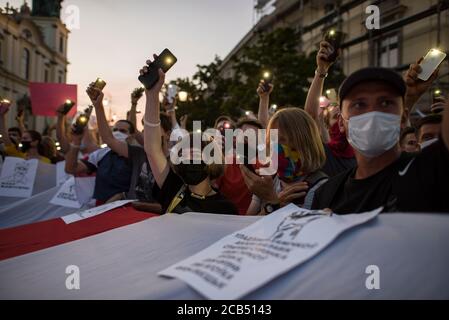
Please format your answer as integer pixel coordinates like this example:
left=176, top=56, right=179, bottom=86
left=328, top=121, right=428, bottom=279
left=0, top=0, right=69, bottom=132
left=220, top=0, right=449, bottom=112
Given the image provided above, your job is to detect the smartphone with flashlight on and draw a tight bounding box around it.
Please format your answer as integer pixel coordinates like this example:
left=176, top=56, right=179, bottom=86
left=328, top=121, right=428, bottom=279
left=0, top=98, right=11, bottom=113
left=262, top=71, right=273, bottom=93
left=139, top=49, right=178, bottom=90
left=432, top=88, right=444, bottom=104
left=167, top=84, right=178, bottom=104
left=325, top=88, right=338, bottom=105
left=418, top=48, right=447, bottom=81
left=236, top=142, right=258, bottom=175
left=323, top=29, right=345, bottom=62
left=91, top=78, right=107, bottom=100
left=72, top=105, right=93, bottom=135
left=61, top=99, right=75, bottom=115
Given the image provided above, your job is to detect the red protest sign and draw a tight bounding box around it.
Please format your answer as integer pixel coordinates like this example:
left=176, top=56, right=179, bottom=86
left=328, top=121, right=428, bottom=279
left=29, top=83, right=78, bottom=117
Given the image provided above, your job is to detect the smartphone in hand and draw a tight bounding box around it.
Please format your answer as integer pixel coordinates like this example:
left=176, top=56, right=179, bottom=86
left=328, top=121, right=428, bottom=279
left=73, top=105, right=93, bottom=135
left=262, top=71, right=273, bottom=92
left=325, top=88, right=338, bottom=105
left=432, top=88, right=444, bottom=104
left=167, top=84, right=178, bottom=104
left=61, top=99, right=75, bottom=115
left=418, top=49, right=447, bottom=81
left=236, top=142, right=258, bottom=174
left=139, top=49, right=178, bottom=90
left=323, top=29, right=345, bottom=62
left=0, top=99, right=11, bottom=113
left=91, top=78, right=107, bottom=100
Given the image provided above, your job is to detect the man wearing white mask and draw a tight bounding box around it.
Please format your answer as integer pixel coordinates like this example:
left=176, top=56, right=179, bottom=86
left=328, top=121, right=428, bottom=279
left=416, top=114, right=442, bottom=149
left=65, top=83, right=154, bottom=206
left=312, top=66, right=449, bottom=213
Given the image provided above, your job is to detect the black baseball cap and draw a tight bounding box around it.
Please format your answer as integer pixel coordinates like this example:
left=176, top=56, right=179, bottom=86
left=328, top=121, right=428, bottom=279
left=338, top=67, right=407, bottom=105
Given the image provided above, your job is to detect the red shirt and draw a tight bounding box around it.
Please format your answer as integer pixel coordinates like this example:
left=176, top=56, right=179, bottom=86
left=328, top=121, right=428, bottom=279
left=216, top=163, right=252, bottom=215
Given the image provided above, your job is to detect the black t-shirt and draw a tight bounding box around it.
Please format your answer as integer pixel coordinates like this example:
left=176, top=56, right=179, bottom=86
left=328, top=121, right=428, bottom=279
left=321, top=144, right=356, bottom=177
left=153, top=169, right=239, bottom=215
left=127, top=145, right=154, bottom=202
left=312, top=138, right=449, bottom=214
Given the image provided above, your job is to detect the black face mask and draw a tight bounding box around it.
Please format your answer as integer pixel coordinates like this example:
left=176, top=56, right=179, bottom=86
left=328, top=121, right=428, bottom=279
left=20, top=141, right=32, bottom=152
left=173, top=162, right=208, bottom=185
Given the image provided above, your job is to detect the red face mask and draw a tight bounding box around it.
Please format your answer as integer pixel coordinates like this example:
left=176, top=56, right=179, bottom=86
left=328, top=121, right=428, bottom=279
left=327, top=122, right=355, bottom=158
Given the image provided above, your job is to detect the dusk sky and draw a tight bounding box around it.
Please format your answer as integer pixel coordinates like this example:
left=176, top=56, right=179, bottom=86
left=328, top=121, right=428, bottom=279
left=3, top=0, right=255, bottom=120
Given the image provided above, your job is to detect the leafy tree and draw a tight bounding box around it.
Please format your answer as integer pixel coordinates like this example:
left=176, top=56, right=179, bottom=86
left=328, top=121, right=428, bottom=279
left=171, top=27, right=345, bottom=128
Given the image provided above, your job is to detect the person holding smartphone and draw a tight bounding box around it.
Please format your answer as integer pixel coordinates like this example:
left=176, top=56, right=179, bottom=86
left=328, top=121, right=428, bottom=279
left=304, top=40, right=356, bottom=177
left=311, top=59, right=449, bottom=214
left=66, top=82, right=156, bottom=206
left=215, top=118, right=264, bottom=215
left=140, top=57, right=237, bottom=215
left=55, top=103, right=98, bottom=156
left=240, top=107, right=328, bottom=214
left=0, top=100, right=51, bottom=163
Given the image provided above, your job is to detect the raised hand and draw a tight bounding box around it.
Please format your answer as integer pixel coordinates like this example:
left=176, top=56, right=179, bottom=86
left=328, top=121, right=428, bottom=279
left=86, top=82, right=104, bottom=107
left=404, top=57, right=440, bottom=99
left=257, top=80, right=273, bottom=98
left=316, top=40, right=341, bottom=73
left=140, top=54, right=166, bottom=99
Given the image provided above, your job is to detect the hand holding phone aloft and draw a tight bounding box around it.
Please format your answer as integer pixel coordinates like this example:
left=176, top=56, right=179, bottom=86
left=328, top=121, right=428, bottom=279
left=57, top=99, right=75, bottom=115
left=89, top=78, right=107, bottom=101
left=0, top=99, right=11, bottom=115
left=405, top=55, right=442, bottom=98
left=322, top=29, right=345, bottom=62
left=138, top=49, right=177, bottom=90
left=261, top=71, right=273, bottom=92
left=418, top=49, right=447, bottom=81
left=72, top=106, right=93, bottom=135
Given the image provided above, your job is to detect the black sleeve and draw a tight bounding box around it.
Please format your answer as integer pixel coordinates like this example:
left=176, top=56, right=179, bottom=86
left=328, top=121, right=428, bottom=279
left=153, top=168, right=184, bottom=212
left=412, top=137, right=449, bottom=178
left=224, top=201, right=239, bottom=215
left=388, top=136, right=449, bottom=212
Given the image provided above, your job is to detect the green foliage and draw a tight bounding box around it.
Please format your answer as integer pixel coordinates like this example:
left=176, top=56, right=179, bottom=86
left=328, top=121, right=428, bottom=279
left=171, top=27, right=345, bottom=128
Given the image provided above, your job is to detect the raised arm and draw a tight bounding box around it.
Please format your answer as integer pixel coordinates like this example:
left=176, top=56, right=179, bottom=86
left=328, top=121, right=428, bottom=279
left=87, top=83, right=128, bottom=158
left=128, top=88, right=143, bottom=129
left=403, top=57, right=440, bottom=123
left=141, top=59, right=170, bottom=188
left=304, top=41, right=339, bottom=139
left=0, top=101, right=13, bottom=146
left=64, top=127, right=89, bottom=175
left=257, top=81, right=273, bottom=128
left=162, top=96, right=179, bottom=129
left=15, top=109, right=27, bottom=134
left=55, top=107, right=71, bottom=153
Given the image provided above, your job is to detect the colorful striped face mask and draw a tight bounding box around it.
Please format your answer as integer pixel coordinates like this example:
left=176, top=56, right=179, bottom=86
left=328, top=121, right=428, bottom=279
left=276, top=143, right=303, bottom=182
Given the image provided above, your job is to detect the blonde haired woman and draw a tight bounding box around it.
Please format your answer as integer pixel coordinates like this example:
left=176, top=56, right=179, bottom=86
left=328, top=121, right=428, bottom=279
left=241, top=107, right=328, bottom=214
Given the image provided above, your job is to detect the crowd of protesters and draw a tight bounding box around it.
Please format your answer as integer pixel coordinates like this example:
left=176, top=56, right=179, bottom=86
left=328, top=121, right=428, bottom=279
left=0, top=39, right=448, bottom=215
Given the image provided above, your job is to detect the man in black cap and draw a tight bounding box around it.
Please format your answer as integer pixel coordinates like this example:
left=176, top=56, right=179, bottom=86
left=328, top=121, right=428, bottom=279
left=312, top=61, right=449, bottom=213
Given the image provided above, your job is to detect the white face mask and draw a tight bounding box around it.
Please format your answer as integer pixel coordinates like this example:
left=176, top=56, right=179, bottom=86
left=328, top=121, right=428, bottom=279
left=347, top=111, right=401, bottom=158
left=112, top=131, right=129, bottom=142
left=420, top=137, right=438, bottom=149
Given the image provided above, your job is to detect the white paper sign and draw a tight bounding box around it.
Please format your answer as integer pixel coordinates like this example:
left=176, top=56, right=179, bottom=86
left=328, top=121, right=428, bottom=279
left=56, top=161, right=70, bottom=186
left=49, top=176, right=82, bottom=209
left=61, top=199, right=135, bottom=224
left=74, top=176, right=96, bottom=205
left=0, top=157, right=38, bottom=198
left=159, top=204, right=381, bottom=299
